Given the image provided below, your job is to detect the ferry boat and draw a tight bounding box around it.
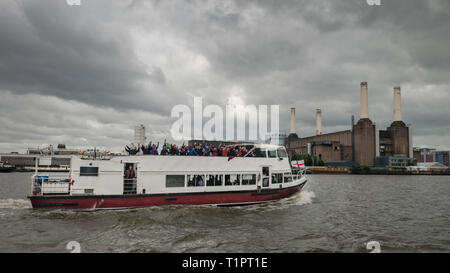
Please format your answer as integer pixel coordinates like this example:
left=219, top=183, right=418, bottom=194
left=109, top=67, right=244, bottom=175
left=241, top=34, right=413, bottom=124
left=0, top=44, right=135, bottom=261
left=27, top=144, right=307, bottom=209
left=0, top=161, right=15, bottom=172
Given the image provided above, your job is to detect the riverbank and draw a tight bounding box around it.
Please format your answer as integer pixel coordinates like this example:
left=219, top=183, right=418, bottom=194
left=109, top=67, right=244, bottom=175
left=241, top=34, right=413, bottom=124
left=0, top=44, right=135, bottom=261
left=306, top=167, right=450, bottom=175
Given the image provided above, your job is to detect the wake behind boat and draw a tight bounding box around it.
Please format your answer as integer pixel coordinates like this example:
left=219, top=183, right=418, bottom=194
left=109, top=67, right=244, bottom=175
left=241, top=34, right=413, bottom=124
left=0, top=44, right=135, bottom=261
left=27, top=144, right=307, bottom=209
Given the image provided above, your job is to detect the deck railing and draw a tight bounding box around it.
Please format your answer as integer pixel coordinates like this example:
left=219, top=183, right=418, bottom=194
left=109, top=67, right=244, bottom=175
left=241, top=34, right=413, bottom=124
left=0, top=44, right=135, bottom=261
left=292, top=167, right=306, bottom=181
left=31, top=174, right=70, bottom=196
left=123, top=178, right=137, bottom=195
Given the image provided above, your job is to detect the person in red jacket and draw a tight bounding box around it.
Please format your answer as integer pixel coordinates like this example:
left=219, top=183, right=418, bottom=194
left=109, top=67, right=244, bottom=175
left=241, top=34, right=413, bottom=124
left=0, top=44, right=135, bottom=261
left=211, top=146, right=219, bottom=156
left=124, top=165, right=136, bottom=179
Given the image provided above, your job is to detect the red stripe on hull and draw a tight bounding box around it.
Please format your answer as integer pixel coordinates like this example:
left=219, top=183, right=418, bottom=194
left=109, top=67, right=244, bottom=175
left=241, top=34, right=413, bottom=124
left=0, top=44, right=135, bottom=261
left=29, top=183, right=305, bottom=209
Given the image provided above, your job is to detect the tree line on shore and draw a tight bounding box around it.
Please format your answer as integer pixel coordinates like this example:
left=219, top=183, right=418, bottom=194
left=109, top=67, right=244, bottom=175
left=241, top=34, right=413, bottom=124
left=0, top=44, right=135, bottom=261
left=291, top=153, right=325, bottom=167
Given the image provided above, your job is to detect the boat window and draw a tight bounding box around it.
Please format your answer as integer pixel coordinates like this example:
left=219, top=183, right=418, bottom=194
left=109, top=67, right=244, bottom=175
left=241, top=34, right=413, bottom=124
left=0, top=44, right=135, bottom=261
left=284, top=173, right=293, bottom=183
left=207, top=175, right=223, bottom=186
left=242, top=174, right=256, bottom=185
left=268, top=149, right=277, bottom=158
left=254, top=148, right=267, bottom=158
left=187, top=175, right=205, bottom=187
left=262, top=177, right=269, bottom=187
left=262, top=167, right=270, bottom=176
left=166, top=175, right=185, bottom=187
left=271, top=173, right=283, bottom=184
left=225, top=174, right=240, bottom=186
left=277, top=148, right=287, bottom=158
left=80, top=166, right=98, bottom=176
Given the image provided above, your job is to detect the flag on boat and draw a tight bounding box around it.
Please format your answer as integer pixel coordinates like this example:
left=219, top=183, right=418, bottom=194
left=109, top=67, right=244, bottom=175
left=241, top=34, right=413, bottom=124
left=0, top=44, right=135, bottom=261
left=291, top=160, right=305, bottom=168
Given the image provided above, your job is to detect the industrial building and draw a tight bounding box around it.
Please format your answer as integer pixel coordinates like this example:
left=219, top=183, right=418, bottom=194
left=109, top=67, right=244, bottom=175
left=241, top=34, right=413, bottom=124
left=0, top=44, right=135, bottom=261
left=286, top=82, right=414, bottom=167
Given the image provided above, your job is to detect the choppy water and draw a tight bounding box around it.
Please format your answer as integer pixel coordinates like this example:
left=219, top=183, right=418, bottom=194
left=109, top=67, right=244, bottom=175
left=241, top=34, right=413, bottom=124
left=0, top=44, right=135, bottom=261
left=0, top=172, right=449, bottom=253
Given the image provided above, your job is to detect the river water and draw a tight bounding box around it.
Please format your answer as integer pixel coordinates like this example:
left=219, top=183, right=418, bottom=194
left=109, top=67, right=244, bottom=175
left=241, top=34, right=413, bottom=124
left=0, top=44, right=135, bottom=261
left=0, top=172, right=448, bottom=253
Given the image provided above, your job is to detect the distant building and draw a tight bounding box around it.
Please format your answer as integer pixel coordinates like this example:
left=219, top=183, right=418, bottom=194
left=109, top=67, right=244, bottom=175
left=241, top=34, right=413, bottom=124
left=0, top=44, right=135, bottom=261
left=286, top=130, right=353, bottom=162
left=413, top=148, right=436, bottom=163
left=409, top=162, right=449, bottom=172
left=286, top=83, right=413, bottom=166
left=134, top=124, right=146, bottom=146
left=0, top=155, right=71, bottom=168
left=2, top=144, right=99, bottom=168
left=374, top=154, right=416, bottom=169
left=27, top=144, right=79, bottom=155
left=435, top=151, right=450, bottom=167
left=414, top=148, right=450, bottom=167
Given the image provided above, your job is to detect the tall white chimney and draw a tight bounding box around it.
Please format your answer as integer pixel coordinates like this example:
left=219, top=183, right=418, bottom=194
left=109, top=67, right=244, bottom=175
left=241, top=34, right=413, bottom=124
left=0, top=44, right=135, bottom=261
left=316, top=108, right=322, bottom=135
left=393, top=86, right=402, bottom=121
left=290, top=108, right=296, bottom=135
left=408, top=125, right=413, bottom=158
left=360, top=82, right=369, bottom=119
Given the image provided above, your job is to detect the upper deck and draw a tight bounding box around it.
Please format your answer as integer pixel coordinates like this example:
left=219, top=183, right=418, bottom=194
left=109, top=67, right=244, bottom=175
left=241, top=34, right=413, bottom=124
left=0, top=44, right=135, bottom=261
left=73, top=144, right=291, bottom=172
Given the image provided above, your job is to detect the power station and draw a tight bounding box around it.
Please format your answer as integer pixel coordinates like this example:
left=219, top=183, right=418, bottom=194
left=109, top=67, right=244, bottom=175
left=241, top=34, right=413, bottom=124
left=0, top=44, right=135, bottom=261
left=286, top=82, right=413, bottom=167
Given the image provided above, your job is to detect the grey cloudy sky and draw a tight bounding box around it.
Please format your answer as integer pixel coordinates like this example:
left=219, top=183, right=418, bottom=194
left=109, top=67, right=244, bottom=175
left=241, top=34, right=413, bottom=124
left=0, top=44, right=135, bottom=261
left=0, top=0, right=449, bottom=152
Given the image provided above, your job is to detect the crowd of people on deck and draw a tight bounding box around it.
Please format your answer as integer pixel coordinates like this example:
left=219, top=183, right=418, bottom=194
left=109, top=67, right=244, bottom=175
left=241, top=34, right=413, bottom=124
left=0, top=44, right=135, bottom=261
left=125, top=140, right=259, bottom=157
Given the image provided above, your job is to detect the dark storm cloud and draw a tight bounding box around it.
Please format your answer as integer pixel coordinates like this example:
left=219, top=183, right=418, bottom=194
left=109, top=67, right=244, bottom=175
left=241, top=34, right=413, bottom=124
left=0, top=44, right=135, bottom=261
left=0, top=0, right=168, bottom=113
left=0, top=0, right=449, bottom=151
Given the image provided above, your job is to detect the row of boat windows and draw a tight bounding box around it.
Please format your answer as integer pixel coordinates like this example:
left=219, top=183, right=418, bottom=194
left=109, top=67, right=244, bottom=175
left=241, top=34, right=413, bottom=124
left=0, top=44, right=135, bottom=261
left=78, top=166, right=295, bottom=187
left=166, top=173, right=294, bottom=188
left=259, top=148, right=287, bottom=158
